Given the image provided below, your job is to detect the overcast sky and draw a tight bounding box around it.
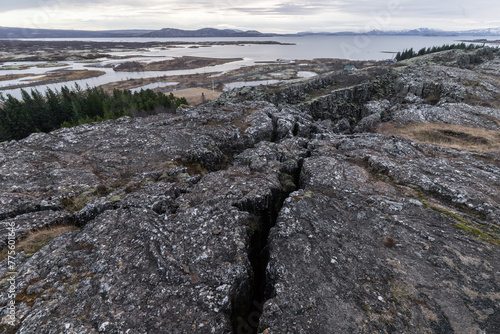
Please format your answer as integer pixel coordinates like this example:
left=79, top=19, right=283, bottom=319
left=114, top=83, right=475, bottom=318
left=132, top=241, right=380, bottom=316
left=0, top=0, right=499, bottom=33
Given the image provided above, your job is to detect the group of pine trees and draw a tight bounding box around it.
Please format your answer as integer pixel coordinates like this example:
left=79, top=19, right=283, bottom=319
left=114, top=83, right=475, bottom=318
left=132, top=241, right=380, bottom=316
left=0, top=85, right=187, bottom=142
left=395, top=43, right=483, bottom=61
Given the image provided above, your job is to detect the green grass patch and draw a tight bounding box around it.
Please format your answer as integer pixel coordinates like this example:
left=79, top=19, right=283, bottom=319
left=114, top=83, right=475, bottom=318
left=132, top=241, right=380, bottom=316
left=427, top=204, right=499, bottom=245
left=452, top=222, right=499, bottom=245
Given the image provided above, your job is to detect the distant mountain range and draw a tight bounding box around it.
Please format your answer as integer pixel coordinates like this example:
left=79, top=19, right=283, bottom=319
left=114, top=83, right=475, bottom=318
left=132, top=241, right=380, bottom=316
left=142, top=28, right=275, bottom=38
left=0, top=27, right=273, bottom=39
left=1, top=26, right=500, bottom=39
left=301, top=27, right=500, bottom=37
left=0, top=27, right=155, bottom=39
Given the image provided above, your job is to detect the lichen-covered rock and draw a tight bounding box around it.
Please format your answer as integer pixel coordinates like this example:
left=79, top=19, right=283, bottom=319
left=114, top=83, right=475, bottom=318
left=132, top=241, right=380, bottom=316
left=389, top=103, right=500, bottom=130
left=2, top=207, right=251, bottom=333
left=392, top=48, right=500, bottom=108
left=260, top=134, right=500, bottom=333
left=0, top=210, right=70, bottom=249
left=1, top=48, right=499, bottom=334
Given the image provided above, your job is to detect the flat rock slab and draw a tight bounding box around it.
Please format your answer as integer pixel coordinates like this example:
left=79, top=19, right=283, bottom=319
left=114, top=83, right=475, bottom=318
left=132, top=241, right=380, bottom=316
left=261, top=135, right=500, bottom=333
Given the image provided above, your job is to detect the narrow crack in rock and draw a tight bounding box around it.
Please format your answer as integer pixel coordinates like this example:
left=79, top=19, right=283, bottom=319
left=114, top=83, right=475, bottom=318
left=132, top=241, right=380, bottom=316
left=231, top=161, right=303, bottom=334
left=0, top=203, right=63, bottom=221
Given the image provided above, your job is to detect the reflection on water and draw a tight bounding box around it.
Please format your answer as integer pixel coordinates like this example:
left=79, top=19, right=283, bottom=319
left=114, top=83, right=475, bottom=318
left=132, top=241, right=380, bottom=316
left=297, top=71, right=317, bottom=78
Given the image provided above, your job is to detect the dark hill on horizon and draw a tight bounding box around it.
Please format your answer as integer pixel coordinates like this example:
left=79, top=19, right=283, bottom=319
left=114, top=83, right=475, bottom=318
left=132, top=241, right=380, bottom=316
left=0, top=26, right=276, bottom=39
left=0, top=26, right=154, bottom=39
left=141, top=27, right=277, bottom=38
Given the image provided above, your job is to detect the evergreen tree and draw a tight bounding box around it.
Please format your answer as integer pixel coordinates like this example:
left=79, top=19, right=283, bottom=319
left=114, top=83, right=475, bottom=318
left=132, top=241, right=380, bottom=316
left=395, top=43, right=484, bottom=61
left=0, top=85, right=188, bottom=142
left=1, top=94, right=34, bottom=140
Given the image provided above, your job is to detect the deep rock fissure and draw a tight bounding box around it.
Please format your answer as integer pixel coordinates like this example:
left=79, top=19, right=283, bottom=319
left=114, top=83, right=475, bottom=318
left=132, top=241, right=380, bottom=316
left=70, top=201, right=126, bottom=227
left=270, top=116, right=280, bottom=143
left=0, top=203, right=63, bottom=221
left=231, top=161, right=303, bottom=334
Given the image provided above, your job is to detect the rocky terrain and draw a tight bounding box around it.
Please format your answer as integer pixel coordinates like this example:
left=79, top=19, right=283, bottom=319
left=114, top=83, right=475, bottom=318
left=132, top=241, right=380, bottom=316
left=0, top=47, right=499, bottom=333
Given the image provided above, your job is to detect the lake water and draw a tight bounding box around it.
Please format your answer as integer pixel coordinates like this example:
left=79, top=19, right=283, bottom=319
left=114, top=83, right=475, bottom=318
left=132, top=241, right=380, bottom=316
left=0, top=35, right=493, bottom=99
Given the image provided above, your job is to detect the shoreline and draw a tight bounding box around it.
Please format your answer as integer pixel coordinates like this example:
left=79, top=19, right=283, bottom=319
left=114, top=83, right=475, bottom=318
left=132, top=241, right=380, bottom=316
left=0, top=40, right=294, bottom=62
left=458, top=39, right=500, bottom=44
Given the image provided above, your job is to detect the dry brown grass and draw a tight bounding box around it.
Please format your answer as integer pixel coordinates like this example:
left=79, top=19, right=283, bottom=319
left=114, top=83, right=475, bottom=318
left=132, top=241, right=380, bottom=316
left=3, top=69, right=106, bottom=90
left=170, top=88, right=222, bottom=106
left=115, top=56, right=242, bottom=72
left=0, top=73, right=38, bottom=82
left=175, top=158, right=209, bottom=176
left=0, top=225, right=78, bottom=260
left=377, top=122, right=500, bottom=152
left=25, top=69, right=105, bottom=82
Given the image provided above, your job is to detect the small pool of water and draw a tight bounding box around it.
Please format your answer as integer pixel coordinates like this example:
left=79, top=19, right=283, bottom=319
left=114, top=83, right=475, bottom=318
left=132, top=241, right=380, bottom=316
left=297, top=71, right=317, bottom=78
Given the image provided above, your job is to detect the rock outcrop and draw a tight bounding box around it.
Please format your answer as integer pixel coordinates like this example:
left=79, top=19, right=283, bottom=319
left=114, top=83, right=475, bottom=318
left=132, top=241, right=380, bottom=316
left=1, top=48, right=499, bottom=333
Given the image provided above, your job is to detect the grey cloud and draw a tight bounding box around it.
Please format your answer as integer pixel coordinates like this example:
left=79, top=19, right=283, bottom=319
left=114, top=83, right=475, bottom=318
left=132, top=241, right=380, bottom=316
left=0, top=0, right=498, bottom=32
left=0, top=0, right=155, bottom=13
left=0, top=0, right=105, bottom=13
left=335, top=0, right=496, bottom=19
left=0, top=0, right=45, bottom=12
left=228, top=2, right=341, bottom=15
